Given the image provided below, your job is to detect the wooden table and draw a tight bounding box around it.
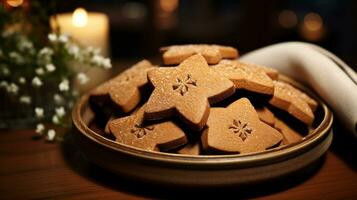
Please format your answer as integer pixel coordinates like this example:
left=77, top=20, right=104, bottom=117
left=1, top=123, right=357, bottom=199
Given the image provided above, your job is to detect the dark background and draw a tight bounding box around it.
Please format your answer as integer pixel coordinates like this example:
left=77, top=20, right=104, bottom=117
left=55, top=0, right=357, bottom=70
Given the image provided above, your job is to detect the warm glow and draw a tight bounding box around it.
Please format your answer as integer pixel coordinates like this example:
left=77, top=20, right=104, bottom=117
left=304, top=12, right=323, bottom=31
left=6, top=0, right=23, bottom=7
left=72, top=8, right=88, bottom=27
left=300, top=12, right=324, bottom=41
left=278, top=10, right=297, bottom=29
left=160, top=0, right=179, bottom=13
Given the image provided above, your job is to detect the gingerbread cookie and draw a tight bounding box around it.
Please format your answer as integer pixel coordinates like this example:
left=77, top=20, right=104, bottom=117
left=144, top=54, right=235, bottom=130
left=238, top=61, right=279, bottom=80
left=212, top=60, right=274, bottom=95
left=294, top=88, right=318, bottom=111
left=274, top=119, right=302, bottom=145
left=269, top=81, right=315, bottom=125
left=160, top=44, right=238, bottom=65
left=256, top=106, right=275, bottom=127
left=201, top=98, right=282, bottom=154
left=177, top=142, right=200, bottom=155
left=90, top=60, right=154, bottom=113
left=108, top=105, right=187, bottom=151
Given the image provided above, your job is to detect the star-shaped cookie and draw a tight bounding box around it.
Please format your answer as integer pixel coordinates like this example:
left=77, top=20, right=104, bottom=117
left=90, top=60, right=154, bottom=113
left=108, top=105, right=187, bottom=151
left=269, top=81, right=315, bottom=125
left=238, top=61, right=279, bottom=80
left=201, top=98, right=282, bottom=154
left=160, top=44, right=239, bottom=65
left=256, top=106, right=275, bottom=127
left=274, top=119, right=302, bottom=145
left=212, top=60, right=274, bottom=95
left=144, top=54, right=235, bottom=131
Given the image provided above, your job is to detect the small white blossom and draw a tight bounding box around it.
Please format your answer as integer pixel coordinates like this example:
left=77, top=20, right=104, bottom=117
left=46, top=63, right=56, bottom=72
left=7, top=83, right=19, bottom=94
left=67, top=44, right=79, bottom=56
left=2, top=67, right=10, bottom=76
left=35, top=67, right=45, bottom=75
left=46, top=129, right=56, bottom=141
left=52, top=115, right=60, bottom=124
left=102, top=58, right=112, bottom=69
left=58, top=34, right=69, bottom=43
left=19, top=95, right=31, bottom=104
left=0, top=81, right=8, bottom=88
left=38, top=47, right=53, bottom=56
left=18, top=77, right=26, bottom=84
left=48, top=33, right=57, bottom=42
left=53, top=93, right=64, bottom=104
left=35, top=123, right=45, bottom=135
left=77, top=73, right=89, bottom=84
left=35, top=107, right=44, bottom=118
left=32, top=76, right=43, bottom=87
left=9, top=51, right=24, bottom=64
left=55, top=107, right=66, bottom=118
left=18, top=38, right=33, bottom=51
left=92, top=55, right=103, bottom=65
left=59, top=79, right=69, bottom=91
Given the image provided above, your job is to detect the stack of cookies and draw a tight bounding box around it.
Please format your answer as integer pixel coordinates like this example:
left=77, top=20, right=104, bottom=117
left=89, top=44, right=318, bottom=155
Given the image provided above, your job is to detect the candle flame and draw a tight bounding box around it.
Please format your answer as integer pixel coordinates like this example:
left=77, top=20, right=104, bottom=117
left=72, top=8, right=88, bottom=27
left=6, top=0, right=23, bottom=7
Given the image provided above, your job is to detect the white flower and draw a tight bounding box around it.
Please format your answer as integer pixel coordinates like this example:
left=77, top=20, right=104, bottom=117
left=32, top=76, right=43, bottom=87
left=52, top=115, right=60, bottom=124
left=77, top=73, right=89, bottom=84
left=46, top=63, right=56, bottom=72
left=38, top=47, right=53, bottom=56
left=0, top=81, right=8, bottom=88
left=18, top=77, right=26, bottom=84
left=53, top=93, right=64, bottom=104
left=58, top=34, right=69, bottom=43
left=18, top=38, right=33, bottom=51
left=46, top=129, right=56, bottom=141
left=7, top=83, right=19, bottom=94
left=67, top=44, right=79, bottom=56
left=102, top=58, right=112, bottom=69
left=59, top=79, right=69, bottom=91
left=92, top=55, right=103, bottom=65
left=35, top=107, right=44, bottom=118
left=2, top=67, right=10, bottom=76
left=19, top=95, right=31, bottom=104
left=9, top=51, right=24, bottom=64
left=48, top=33, right=57, bottom=42
left=55, top=107, right=66, bottom=118
left=35, top=123, right=45, bottom=135
left=35, top=67, right=45, bottom=75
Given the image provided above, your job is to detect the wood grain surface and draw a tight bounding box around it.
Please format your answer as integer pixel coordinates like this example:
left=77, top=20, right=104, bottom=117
left=1, top=122, right=357, bottom=199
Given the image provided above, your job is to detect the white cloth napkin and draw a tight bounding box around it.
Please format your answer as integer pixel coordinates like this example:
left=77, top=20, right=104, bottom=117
left=240, top=42, right=357, bottom=137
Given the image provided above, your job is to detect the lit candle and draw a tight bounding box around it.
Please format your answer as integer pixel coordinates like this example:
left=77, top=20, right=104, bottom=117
left=50, top=8, right=109, bottom=56
left=50, top=8, right=111, bottom=93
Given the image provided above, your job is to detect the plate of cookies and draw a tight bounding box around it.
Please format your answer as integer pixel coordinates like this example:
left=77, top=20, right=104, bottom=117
left=72, top=44, right=333, bottom=187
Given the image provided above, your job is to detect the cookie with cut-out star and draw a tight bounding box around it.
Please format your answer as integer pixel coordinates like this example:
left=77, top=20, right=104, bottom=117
left=212, top=60, right=274, bottom=95
left=160, top=44, right=239, bottom=65
left=201, top=98, right=282, bottom=154
left=90, top=60, right=154, bottom=113
left=269, top=81, right=315, bottom=125
left=144, top=54, right=235, bottom=131
left=108, top=105, right=187, bottom=151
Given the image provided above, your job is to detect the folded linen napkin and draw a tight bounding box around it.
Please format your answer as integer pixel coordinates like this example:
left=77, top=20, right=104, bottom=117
left=240, top=42, right=357, bottom=137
